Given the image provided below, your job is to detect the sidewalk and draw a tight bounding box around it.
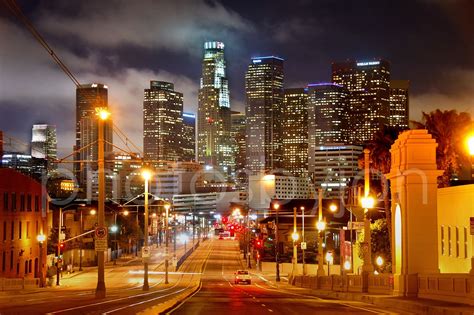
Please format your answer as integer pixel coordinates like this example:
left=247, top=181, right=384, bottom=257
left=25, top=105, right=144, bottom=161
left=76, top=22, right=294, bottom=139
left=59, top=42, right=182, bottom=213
left=243, top=258, right=474, bottom=315
left=0, top=240, right=200, bottom=295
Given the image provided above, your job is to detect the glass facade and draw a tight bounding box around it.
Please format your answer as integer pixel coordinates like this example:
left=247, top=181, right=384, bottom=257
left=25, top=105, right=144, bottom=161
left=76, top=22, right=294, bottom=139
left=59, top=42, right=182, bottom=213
left=198, top=41, right=233, bottom=176
left=389, top=80, right=410, bottom=128
left=74, top=83, right=113, bottom=187
left=143, top=81, right=184, bottom=163
left=245, top=56, right=284, bottom=175
left=282, top=88, right=308, bottom=177
left=332, top=60, right=391, bottom=143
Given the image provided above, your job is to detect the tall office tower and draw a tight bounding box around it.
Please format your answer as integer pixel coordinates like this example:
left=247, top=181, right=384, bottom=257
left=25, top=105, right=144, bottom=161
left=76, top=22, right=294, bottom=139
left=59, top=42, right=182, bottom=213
left=182, top=112, right=196, bottom=162
left=307, top=83, right=350, bottom=146
left=245, top=56, right=284, bottom=175
left=74, top=83, right=113, bottom=188
left=332, top=59, right=391, bottom=143
left=231, top=111, right=246, bottom=186
left=143, top=81, right=184, bottom=163
left=31, top=124, right=57, bottom=171
left=309, top=144, right=363, bottom=199
left=389, top=80, right=410, bottom=128
left=197, top=41, right=233, bottom=176
left=281, top=88, right=308, bottom=177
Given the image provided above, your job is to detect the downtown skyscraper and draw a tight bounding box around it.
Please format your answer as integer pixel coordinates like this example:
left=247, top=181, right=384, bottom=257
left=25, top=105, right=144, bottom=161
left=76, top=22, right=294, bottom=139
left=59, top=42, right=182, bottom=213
left=245, top=56, right=284, bottom=175
left=332, top=60, right=391, bottom=143
left=31, top=124, right=57, bottom=172
left=281, top=88, right=307, bottom=177
left=197, top=41, right=233, bottom=176
left=182, top=112, right=196, bottom=162
left=143, top=81, right=184, bottom=163
left=74, top=83, right=113, bottom=187
left=389, top=80, right=410, bottom=129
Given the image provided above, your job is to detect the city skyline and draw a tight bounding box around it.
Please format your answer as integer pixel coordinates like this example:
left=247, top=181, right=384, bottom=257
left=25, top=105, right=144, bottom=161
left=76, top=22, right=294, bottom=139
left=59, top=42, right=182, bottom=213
left=1, top=0, right=473, bottom=156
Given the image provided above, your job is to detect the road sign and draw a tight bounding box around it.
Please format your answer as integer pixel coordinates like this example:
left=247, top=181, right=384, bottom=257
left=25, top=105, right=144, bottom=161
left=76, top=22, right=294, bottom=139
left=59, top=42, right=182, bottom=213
left=301, top=242, right=307, bottom=250
left=142, top=246, right=150, bottom=258
left=95, top=227, right=108, bottom=239
left=95, top=226, right=108, bottom=252
left=348, top=221, right=365, bottom=230
left=470, top=217, right=474, bottom=235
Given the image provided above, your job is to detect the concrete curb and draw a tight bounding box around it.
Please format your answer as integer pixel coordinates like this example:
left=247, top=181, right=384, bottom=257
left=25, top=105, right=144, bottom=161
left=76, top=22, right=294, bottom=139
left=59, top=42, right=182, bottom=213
left=136, top=282, right=201, bottom=315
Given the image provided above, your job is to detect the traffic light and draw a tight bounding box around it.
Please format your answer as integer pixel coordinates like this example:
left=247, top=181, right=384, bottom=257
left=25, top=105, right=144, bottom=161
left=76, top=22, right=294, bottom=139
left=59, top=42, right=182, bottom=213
left=256, top=239, right=262, bottom=248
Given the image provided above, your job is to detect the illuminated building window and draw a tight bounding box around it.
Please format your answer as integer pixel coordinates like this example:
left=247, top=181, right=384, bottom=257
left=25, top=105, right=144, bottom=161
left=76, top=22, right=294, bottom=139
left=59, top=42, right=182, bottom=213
left=3, top=192, right=8, bottom=211
left=18, top=221, right=22, bottom=240
left=440, top=226, right=445, bottom=255
left=456, top=227, right=459, bottom=257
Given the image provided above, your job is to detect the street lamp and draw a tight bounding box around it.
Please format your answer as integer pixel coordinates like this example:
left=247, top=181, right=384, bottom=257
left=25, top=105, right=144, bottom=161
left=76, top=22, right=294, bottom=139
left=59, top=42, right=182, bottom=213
left=291, top=207, right=299, bottom=277
left=273, top=202, right=280, bottom=282
left=95, top=107, right=109, bottom=298
left=376, top=256, right=384, bottom=268
left=361, top=148, right=375, bottom=291
left=142, top=169, right=152, bottom=291
left=37, top=234, right=46, bottom=288
left=164, top=203, right=171, bottom=284
left=111, top=224, right=118, bottom=265
left=467, top=133, right=474, bottom=274
left=325, top=251, right=334, bottom=276
left=316, top=188, right=325, bottom=276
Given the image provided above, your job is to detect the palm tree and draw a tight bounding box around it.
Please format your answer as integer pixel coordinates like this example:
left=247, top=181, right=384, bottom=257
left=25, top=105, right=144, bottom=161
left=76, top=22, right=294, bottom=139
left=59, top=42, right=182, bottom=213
left=412, top=109, right=472, bottom=187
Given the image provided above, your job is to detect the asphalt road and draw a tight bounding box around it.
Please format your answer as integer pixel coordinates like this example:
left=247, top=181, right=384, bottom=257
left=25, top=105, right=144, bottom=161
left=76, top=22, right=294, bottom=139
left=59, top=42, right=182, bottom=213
left=170, top=240, right=410, bottom=315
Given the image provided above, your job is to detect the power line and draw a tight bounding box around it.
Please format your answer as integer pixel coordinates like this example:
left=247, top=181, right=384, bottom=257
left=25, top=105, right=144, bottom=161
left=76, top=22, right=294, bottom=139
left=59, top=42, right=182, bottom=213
left=3, top=0, right=81, bottom=87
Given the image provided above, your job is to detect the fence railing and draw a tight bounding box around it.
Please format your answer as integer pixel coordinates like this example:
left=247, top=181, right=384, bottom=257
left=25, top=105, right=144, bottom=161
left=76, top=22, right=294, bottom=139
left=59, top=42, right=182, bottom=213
left=418, top=273, right=474, bottom=305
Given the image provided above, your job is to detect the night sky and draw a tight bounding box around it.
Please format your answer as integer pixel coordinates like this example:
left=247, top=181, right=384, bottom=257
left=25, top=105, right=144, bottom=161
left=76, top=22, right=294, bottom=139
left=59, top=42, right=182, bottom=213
left=0, top=0, right=473, bottom=155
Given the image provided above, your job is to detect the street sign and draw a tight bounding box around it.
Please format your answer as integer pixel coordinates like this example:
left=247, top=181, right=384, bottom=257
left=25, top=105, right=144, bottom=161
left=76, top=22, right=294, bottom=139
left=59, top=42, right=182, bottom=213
left=95, top=227, right=108, bottom=239
left=142, top=246, right=150, bottom=258
left=348, top=221, right=365, bottom=230
left=470, top=217, right=474, bottom=235
left=95, top=226, right=108, bottom=252
left=301, top=242, right=307, bottom=250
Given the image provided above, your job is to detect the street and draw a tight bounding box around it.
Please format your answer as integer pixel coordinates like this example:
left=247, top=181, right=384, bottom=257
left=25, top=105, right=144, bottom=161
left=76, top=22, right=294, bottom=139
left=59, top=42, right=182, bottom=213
left=170, top=240, right=411, bottom=315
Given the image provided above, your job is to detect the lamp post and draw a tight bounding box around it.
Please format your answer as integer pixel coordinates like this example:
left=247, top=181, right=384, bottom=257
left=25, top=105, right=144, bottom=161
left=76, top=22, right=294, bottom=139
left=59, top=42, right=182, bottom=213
left=361, top=149, right=375, bottom=293
left=164, top=203, right=171, bottom=284
left=291, top=207, right=299, bottom=277
left=301, top=206, right=306, bottom=275
left=111, top=214, right=118, bottom=266
left=467, top=134, right=474, bottom=274
left=273, top=202, right=280, bottom=282
left=142, top=169, right=152, bottom=291
left=326, top=251, right=333, bottom=276
left=316, top=188, right=326, bottom=276
left=37, top=234, right=46, bottom=288
left=79, top=208, right=96, bottom=271
left=95, top=108, right=109, bottom=299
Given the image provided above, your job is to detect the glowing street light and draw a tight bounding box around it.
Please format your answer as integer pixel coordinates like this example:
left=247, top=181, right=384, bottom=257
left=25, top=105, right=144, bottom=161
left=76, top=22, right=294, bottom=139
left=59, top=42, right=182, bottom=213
left=467, top=134, right=474, bottom=155
left=142, top=168, right=153, bottom=291
left=361, top=196, right=375, bottom=211
left=89, top=209, right=97, bottom=215
left=325, top=251, right=334, bottom=276
left=316, top=220, right=326, bottom=232
left=376, top=256, right=384, bottom=267
left=123, top=210, right=129, bottom=216
left=110, top=225, right=118, bottom=233
left=343, top=260, right=352, bottom=271
left=329, top=204, right=338, bottom=212
left=291, top=232, right=300, bottom=242
left=96, top=108, right=110, bottom=121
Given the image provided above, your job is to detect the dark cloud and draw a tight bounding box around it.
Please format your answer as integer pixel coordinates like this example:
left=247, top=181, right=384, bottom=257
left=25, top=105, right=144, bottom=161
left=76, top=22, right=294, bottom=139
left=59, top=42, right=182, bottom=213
left=1, top=0, right=473, bottom=158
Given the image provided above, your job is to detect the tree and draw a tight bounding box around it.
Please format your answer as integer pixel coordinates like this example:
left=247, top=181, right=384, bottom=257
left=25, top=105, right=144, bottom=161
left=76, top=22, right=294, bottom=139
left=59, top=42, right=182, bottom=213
left=412, top=109, right=472, bottom=187
left=356, top=219, right=391, bottom=273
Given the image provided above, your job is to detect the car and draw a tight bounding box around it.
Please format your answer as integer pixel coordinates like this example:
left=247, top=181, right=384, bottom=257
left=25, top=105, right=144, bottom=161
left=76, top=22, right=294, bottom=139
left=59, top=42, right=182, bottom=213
left=234, top=270, right=251, bottom=284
